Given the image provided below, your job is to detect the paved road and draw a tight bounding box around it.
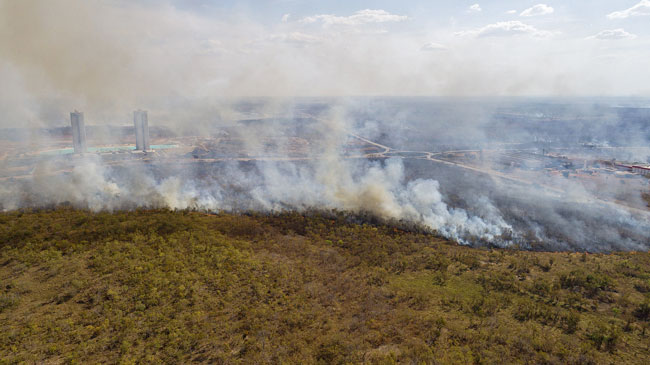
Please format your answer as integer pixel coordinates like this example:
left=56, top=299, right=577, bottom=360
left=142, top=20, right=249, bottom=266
left=2, top=133, right=648, bottom=218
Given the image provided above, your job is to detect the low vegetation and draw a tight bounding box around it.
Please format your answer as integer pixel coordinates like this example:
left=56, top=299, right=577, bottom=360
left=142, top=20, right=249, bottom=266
left=1, top=208, right=650, bottom=364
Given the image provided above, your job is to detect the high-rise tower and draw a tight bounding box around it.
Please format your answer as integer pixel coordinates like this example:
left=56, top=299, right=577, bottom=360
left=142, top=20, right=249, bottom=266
left=134, top=110, right=150, bottom=151
left=70, top=111, right=87, bottom=153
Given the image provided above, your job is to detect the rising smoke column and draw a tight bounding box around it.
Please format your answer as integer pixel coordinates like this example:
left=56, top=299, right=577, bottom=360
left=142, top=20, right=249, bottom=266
left=0, top=106, right=515, bottom=247
left=1, top=1, right=649, bottom=252
left=2, top=102, right=649, bottom=252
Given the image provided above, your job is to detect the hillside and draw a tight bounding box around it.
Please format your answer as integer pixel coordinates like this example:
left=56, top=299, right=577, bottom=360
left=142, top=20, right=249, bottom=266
left=1, top=209, right=650, bottom=364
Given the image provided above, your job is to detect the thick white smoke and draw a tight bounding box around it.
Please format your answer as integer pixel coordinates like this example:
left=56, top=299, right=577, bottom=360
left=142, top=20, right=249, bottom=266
left=1, top=1, right=649, bottom=252
left=2, top=100, right=649, bottom=252
left=0, top=109, right=515, bottom=246
left=0, top=157, right=513, bottom=245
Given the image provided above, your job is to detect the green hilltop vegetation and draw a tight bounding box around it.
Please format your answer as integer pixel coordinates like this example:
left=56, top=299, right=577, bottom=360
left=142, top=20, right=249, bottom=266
left=1, top=208, right=650, bottom=364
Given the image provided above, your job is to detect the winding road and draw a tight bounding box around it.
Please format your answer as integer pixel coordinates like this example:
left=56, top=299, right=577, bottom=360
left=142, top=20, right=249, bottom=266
left=1, top=130, right=648, bottom=218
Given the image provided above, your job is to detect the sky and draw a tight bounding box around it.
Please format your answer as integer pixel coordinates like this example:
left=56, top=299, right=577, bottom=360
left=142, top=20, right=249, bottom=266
left=1, top=0, right=649, bottom=125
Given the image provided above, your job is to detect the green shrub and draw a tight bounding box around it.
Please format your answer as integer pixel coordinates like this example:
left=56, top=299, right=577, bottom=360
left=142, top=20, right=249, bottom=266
left=535, top=257, right=553, bottom=272
left=477, top=271, right=517, bottom=292
left=424, top=253, right=450, bottom=272
left=0, top=293, right=18, bottom=313
left=316, top=338, right=350, bottom=364
left=586, top=323, right=620, bottom=352
left=559, top=270, right=612, bottom=298
left=529, top=279, right=551, bottom=296
left=558, top=311, right=580, bottom=334
left=633, top=300, right=650, bottom=321
left=456, top=254, right=481, bottom=270
left=469, top=295, right=499, bottom=317
left=512, top=299, right=542, bottom=322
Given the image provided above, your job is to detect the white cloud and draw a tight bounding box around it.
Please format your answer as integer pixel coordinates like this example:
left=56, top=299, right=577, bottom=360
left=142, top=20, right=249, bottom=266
left=469, top=4, right=482, bottom=13
left=281, top=13, right=290, bottom=23
left=420, top=42, right=448, bottom=52
left=506, top=10, right=517, bottom=15
left=520, top=4, right=554, bottom=17
left=607, top=0, right=650, bottom=19
left=587, top=28, right=637, bottom=40
left=300, top=9, right=407, bottom=26
left=267, top=32, right=322, bottom=47
left=457, top=21, right=555, bottom=38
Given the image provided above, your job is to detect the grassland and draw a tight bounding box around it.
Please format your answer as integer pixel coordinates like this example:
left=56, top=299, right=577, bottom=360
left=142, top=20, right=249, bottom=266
left=1, top=208, right=650, bottom=364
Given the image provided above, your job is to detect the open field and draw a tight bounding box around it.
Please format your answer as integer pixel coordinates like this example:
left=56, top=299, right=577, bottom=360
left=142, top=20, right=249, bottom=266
left=2, top=209, right=650, bottom=364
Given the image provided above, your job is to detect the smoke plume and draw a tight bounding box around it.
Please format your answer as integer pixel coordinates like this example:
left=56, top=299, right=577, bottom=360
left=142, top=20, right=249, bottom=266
left=1, top=1, right=649, bottom=252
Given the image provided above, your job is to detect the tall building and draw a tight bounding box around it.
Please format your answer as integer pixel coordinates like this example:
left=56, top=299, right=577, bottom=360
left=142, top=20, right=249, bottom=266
left=70, top=111, right=87, bottom=153
left=133, top=110, right=150, bottom=151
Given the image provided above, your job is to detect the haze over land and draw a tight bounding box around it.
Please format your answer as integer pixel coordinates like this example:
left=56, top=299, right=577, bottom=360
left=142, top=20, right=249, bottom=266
left=3, top=2, right=650, bottom=363
left=1, top=0, right=650, bottom=125
left=1, top=0, right=649, bottom=251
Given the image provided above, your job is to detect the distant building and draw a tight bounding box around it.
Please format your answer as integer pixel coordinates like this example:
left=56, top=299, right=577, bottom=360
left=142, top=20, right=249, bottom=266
left=70, top=111, right=87, bottom=153
left=133, top=110, right=150, bottom=151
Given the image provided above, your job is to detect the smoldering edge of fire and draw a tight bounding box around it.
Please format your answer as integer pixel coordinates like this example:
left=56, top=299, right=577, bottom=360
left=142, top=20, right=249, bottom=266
left=1, top=106, right=649, bottom=253
left=0, top=1, right=649, bottom=252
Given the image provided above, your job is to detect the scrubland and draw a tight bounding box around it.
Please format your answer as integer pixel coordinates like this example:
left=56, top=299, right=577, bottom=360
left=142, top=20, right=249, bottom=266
left=1, top=209, right=650, bottom=364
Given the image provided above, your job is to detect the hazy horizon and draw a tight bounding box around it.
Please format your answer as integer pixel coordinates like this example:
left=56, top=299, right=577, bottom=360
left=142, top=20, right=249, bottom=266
left=2, top=0, right=650, bottom=127
left=1, top=1, right=649, bottom=252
